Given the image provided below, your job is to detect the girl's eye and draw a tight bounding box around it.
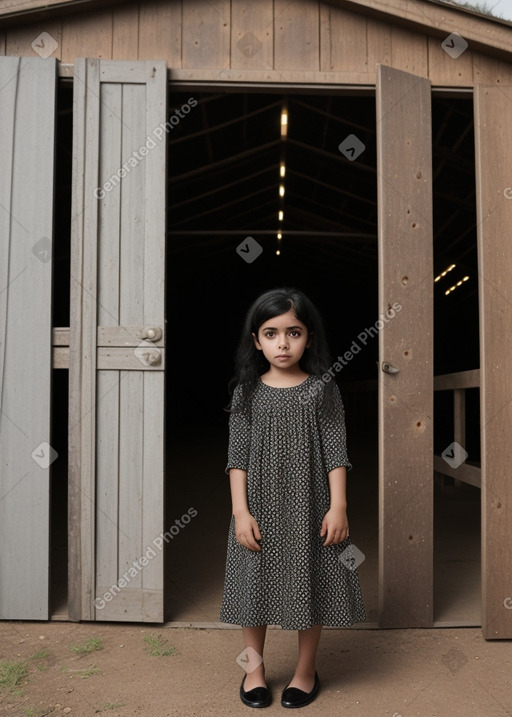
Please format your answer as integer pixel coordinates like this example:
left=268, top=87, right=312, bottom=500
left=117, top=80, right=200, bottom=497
left=263, top=331, right=301, bottom=338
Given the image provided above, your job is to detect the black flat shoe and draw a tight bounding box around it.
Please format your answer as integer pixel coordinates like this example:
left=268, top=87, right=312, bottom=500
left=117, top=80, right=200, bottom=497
left=240, top=674, right=272, bottom=708
left=281, top=672, right=320, bottom=709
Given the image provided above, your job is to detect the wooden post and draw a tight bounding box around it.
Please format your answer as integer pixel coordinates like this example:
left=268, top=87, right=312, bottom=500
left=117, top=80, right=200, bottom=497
left=376, top=65, right=434, bottom=628
left=453, top=388, right=465, bottom=488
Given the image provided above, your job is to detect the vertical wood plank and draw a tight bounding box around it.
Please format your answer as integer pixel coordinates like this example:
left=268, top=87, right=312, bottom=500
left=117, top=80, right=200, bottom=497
left=112, top=3, right=139, bottom=60
left=142, top=371, right=165, bottom=590
left=69, top=57, right=101, bottom=621
left=319, top=4, right=367, bottom=73
left=142, top=49, right=167, bottom=596
left=367, top=18, right=391, bottom=71
left=117, top=81, right=146, bottom=590
left=390, top=26, right=428, bottom=77
left=0, top=56, right=56, bottom=619
left=139, top=0, right=182, bottom=65
left=94, top=81, right=122, bottom=599
left=274, top=0, right=320, bottom=71
left=182, top=0, right=230, bottom=70
left=474, top=84, right=512, bottom=639
left=95, top=371, right=121, bottom=592
left=61, top=10, right=113, bottom=63
left=97, top=81, right=122, bottom=325
left=118, top=371, right=144, bottom=587
left=376, top=64, right=434, bottom=628
left=144, top=65, right=167, bottom=329
left=231, top=0, right=273, bottom=70
left=319, top=3, right=330, bottom=73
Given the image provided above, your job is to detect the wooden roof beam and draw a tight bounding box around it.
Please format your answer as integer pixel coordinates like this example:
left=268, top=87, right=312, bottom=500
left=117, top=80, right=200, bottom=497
left=0, top=0, right=127, bottom=27
left=168, top=139, right=280, bottom=184
left=330, top=0, right=512, bottom=60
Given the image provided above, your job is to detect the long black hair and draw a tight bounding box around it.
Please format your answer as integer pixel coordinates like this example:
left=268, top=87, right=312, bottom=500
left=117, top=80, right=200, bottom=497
left=226, top=287, right=336, bottom=412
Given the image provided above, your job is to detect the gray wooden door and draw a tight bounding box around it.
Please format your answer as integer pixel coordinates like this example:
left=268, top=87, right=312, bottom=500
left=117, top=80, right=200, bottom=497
left=376, top=65, right=434, bottom=628
left=68, top=59, right=167, bottom=622
left=0, top=57, right=57, bottom=619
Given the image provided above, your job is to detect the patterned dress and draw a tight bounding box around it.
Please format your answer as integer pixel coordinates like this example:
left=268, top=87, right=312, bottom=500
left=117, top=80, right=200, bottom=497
left=220, top=375, right=366, bottom=630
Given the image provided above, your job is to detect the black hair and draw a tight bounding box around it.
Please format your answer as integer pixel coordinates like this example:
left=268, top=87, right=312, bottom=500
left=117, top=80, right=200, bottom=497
left=225, top=286, right=336, bottom=412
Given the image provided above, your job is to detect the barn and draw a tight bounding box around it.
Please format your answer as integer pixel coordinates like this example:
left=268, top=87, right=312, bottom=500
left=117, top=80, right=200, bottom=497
left=1, top=0, right=512, bottom=640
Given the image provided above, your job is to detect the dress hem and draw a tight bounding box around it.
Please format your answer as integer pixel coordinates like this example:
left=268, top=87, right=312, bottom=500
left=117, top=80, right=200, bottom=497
left=219, top=615, right=367, bottom=631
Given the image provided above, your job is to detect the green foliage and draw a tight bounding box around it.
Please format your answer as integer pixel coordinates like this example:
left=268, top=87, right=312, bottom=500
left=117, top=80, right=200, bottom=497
left=99, top=703, right=126, bottom=711
left=443, top=0, right=507, bottom=19
left=143, top=634, right=178, bottom=657
left=0, top=659, right=27, bottom=693
left=24, top=707, right=53, bottom=717
left=29, top=649, right=49, bottom=661
left=71, top=637, right=104, bottom=655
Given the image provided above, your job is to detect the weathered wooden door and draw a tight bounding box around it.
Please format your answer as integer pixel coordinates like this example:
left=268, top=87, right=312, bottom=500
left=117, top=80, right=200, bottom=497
left=376, top=65, right=434, bottom=628
left=68, top=59, right=167, bottom=622
left=0, top=57, right=57, bottom=619
left=474, top=85, right=512, bottom=640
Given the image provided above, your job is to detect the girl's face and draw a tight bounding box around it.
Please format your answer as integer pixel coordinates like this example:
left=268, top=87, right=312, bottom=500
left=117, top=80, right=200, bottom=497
left=252, top=310, right=312, bottom=372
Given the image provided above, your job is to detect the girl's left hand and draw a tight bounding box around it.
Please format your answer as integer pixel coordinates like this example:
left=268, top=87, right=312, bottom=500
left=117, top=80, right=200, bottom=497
left=320, top=507, right=349, bottom=546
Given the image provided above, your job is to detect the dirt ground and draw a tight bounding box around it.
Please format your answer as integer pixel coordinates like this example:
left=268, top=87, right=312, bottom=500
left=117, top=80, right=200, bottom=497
left=0, top=621, right=511, bottom=717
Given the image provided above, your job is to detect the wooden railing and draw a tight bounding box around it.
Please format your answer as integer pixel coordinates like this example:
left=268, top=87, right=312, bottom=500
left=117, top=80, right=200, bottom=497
left=433, top=369, right=481, bottom=488
left=342, top=368, right=481, bottom=488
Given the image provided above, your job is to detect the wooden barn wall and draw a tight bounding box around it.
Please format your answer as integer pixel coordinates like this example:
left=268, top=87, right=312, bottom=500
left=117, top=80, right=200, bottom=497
left=0, top=0, right=512, bottom=85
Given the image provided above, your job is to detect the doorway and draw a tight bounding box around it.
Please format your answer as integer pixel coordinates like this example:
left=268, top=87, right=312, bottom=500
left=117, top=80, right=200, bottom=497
left=163, top=87, right=480, bottom=626
left=43, top=79, right=480, bottom=626
left=164, top=89, right=379, bottom=623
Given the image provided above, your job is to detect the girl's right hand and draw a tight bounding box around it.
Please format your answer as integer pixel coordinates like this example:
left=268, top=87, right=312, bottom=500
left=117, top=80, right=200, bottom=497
left=234, top=511, right=262, bottom=551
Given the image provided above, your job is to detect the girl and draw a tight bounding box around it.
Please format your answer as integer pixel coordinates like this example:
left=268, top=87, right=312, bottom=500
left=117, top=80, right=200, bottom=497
left=220, top=287, right=366, bottom=709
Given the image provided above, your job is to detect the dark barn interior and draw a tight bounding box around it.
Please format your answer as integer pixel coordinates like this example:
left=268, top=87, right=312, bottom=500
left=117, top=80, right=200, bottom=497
left=164, top=88, right=480, bottom=625
left=48, top=83, right=481, bottom=624
left=165, top=89, right=480, bottom=425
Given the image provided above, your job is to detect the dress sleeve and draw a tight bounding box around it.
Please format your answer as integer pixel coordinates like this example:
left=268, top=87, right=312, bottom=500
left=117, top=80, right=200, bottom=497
left=225, top=383, right=251, bottom=474
left=317, top=381, right=352, bottom=473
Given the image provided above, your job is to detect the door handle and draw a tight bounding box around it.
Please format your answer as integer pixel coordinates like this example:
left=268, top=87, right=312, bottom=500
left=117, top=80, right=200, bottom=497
left=141, top=326, right=162, bottom=341
left=382, top=361, right=400, bottom=374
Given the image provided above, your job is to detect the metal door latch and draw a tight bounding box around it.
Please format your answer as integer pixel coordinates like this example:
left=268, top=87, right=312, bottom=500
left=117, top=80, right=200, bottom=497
left=382, top=361, right=400, bottom=374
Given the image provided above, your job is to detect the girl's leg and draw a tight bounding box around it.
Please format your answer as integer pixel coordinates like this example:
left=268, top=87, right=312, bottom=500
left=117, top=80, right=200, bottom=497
left=287, top=624, right=322, bottom=692
left=241, top=625, right=268, bottom=690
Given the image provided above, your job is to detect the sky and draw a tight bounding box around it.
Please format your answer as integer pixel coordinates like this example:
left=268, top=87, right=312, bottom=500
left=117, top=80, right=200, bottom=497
left=449, top=0, right=512, bottom=21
